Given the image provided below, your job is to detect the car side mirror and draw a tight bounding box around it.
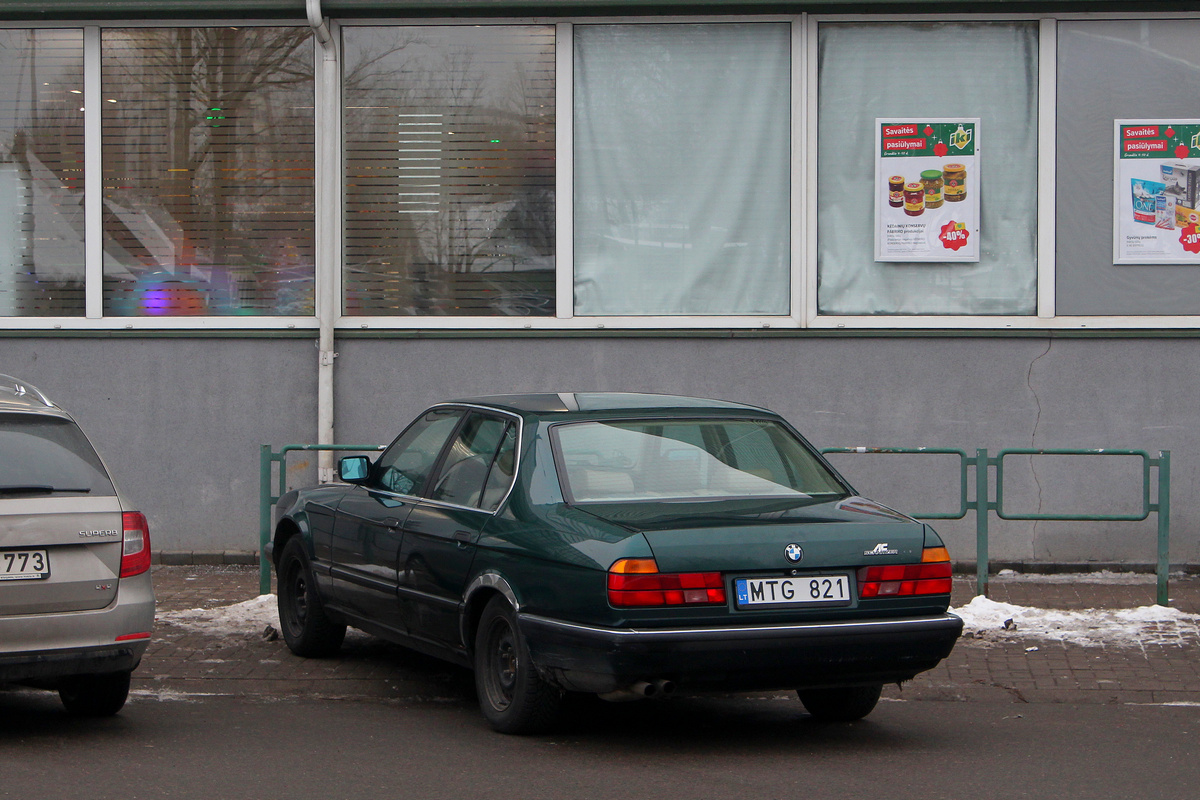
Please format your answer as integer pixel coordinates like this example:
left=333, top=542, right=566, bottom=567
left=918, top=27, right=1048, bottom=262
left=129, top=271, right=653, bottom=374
left=339, top=455, right=371, bottom=483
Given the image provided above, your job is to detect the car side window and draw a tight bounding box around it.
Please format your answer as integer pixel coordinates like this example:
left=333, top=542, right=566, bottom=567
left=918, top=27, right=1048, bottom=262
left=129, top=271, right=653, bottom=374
left=479, top=422, right=517, bottom=512
left=429, top=413, right=512, bottom=508
left=374, top=409, right=464, bottom=496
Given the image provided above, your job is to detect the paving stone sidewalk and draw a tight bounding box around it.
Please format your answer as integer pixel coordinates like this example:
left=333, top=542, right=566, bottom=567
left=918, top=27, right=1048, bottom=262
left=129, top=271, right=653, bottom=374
left=137, top=565, right=1200, bottom=706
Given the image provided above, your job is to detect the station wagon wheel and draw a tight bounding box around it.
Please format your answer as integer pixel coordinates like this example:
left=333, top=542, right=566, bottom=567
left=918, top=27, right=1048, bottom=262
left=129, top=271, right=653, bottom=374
left=58, top=670, right=131, bottom=717
left=474, top=595, right=561, bottom=734
left=797, top=684, right=883, bottom=722
left=277, top=537, right=346, bottom=658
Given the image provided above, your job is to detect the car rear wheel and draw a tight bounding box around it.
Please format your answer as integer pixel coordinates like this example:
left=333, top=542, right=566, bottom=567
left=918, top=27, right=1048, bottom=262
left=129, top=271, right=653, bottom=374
left=797, top=684, right=883, bottom=722
left=474, top=595, right=561, bottom=734
left=58, top=671, right=131, bottom=717
left=277, top=537, right=346, bottom=657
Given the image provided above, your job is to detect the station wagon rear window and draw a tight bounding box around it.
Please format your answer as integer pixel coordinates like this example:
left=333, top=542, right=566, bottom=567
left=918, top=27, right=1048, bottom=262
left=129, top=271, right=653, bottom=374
left=552, top=418, right=846, bottom=503
left=0, top=415, right=116, bottom=496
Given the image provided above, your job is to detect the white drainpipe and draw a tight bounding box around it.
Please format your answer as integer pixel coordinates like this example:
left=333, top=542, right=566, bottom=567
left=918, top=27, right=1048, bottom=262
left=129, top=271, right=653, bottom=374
left=309, top=0, right=338, bottom=482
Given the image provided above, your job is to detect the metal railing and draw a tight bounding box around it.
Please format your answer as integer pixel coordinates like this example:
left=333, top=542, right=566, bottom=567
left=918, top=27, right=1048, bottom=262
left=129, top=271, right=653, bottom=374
left=820, top=447, right=1172, bottom=605
left=258, top=443, right=383, bottom=595
left=256, top=443, right=1172, bottom=605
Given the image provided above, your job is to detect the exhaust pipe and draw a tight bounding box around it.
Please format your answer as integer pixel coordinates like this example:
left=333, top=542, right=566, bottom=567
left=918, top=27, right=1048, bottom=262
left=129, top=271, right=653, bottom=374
left=598, top=680, right=657, bottom=702
left=653, top=678, right=676, bottom=697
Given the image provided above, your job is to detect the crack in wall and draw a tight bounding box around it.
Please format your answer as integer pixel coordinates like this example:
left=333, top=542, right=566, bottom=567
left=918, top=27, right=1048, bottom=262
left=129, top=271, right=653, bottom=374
left=1027, top=340, right=1053, bottom=554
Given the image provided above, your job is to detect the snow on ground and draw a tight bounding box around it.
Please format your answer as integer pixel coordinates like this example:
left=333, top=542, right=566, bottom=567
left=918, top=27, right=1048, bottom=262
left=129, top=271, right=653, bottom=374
left=157, top=595, right=279, bottom=637
left=156, top=578, right=1200, bottom=650
left=952, top=595, right=1200, bottom=648
left=992, top=568, right=1157, bottom=585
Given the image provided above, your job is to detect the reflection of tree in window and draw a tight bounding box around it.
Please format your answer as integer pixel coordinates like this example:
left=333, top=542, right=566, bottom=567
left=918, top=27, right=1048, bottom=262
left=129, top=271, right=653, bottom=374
left=100, top=27, right=315, bottom=316
left=342, top=27, right=556, bottom=317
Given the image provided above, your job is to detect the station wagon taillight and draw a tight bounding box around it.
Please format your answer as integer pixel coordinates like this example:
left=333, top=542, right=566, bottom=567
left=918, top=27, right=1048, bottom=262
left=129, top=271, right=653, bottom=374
left=608, top=558, right=726, bottom=607
left=857, top=546, right=952, bottom=598
left=120, top=511, right=152, bottom=578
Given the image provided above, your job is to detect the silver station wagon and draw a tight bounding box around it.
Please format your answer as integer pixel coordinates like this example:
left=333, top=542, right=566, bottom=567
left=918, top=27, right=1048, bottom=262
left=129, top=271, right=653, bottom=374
left=0, top=375, right=155, bottom=715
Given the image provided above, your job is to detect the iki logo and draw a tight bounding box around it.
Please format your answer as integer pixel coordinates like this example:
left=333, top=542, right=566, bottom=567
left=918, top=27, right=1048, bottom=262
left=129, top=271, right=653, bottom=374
left=951, top=124, right=972, bottom=150
left=864, top=542, right=899, bottom=556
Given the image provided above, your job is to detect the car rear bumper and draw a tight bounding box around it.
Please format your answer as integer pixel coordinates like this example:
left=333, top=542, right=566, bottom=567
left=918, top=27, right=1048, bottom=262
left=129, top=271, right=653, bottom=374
left=519, top=611, right=964, bottom=694
left=0, top=572, right=154, bottom=684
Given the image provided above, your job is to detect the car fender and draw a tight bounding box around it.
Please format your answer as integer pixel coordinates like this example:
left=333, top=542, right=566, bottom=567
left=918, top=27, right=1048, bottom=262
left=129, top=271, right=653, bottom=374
left=460, top=570, right=521, bottom=651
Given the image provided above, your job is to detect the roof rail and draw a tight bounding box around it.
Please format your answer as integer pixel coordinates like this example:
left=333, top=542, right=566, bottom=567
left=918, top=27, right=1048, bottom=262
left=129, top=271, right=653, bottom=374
left=0, top=374, right=55, bottom=407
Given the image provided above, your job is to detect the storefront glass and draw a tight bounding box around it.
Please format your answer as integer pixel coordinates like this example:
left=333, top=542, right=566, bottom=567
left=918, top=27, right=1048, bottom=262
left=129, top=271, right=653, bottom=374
left=816, top=22, right=1039, bottom=316
left=0, top=29, right=85, bottom=317
left=572, top=23, right=791, bottom=316
left=101, top=27, right=315, bottom=316
left=342, top=25, right=556, bottom=317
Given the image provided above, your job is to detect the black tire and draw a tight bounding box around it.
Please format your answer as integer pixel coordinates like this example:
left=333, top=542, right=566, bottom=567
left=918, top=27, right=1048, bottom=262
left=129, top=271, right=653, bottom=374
left=59, top=671, right=131, bottom=717
left=797, top=684, right=883, bottom=722
left=474, top=595, right=561, bottom=734
left=277, top=537, right=346, bottom=657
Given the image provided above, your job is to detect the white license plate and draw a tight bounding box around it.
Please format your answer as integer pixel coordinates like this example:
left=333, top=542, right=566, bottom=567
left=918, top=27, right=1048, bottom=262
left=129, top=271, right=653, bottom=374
left=734, top=574, right=851, bottom=608
left=0, top=549, right=50, bottom=581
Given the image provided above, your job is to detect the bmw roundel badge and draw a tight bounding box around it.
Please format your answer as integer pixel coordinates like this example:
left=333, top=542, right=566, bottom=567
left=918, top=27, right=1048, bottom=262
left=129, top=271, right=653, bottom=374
left=784, top=543, right=804, bottom=563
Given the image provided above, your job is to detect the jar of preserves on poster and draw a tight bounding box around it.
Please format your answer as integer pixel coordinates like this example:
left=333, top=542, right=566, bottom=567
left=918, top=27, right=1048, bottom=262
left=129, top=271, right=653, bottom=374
left=888, top=175, right=905, bottom=207
left=943, top=163, right=967, bottom=202
left=903, top=182, right=925, bottom=216
left=920, top=170, right=944, bottom=208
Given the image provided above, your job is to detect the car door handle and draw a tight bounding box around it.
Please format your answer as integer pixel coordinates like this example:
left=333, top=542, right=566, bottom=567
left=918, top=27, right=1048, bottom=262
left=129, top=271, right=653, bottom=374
left=383, top=518, right=403, bottom=529
left=453, top=530, right=473, bottom=546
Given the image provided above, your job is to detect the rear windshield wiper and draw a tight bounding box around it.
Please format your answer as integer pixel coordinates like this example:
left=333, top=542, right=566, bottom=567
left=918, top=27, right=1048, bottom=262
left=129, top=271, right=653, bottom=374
left=0, top=485, right=92, bottom=495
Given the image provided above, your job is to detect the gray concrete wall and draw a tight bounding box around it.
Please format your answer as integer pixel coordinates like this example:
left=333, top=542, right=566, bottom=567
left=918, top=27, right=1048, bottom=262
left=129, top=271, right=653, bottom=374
left=4, top=333, right=1197, bottom=569
left=335, top=334, right=1198, bottom=569
left=3, top=336, right=317, bottom=559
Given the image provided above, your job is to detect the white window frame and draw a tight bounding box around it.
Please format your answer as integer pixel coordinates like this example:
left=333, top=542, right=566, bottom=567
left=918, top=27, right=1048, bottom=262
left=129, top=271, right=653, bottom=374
left=4, top=12, right=1200, bottom=332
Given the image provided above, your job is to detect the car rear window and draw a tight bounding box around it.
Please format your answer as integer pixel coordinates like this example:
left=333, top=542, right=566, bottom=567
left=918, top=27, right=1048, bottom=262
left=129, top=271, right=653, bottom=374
left=0, top=414, right=117, bottom=496
left=552, top=418, right=846, bottom=503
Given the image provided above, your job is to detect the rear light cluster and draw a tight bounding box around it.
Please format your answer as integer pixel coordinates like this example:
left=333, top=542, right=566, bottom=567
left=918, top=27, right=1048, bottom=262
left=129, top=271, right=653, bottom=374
left=857, top=546, right=952, bottom=598
left=120, top=511, right=152, bottom=578
left=608, top=558, right=726, bottom=608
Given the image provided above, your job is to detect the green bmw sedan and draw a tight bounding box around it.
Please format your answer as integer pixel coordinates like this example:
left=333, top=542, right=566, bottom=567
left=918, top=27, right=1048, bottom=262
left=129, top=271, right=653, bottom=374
left=268, top=393, right=962, bottom=734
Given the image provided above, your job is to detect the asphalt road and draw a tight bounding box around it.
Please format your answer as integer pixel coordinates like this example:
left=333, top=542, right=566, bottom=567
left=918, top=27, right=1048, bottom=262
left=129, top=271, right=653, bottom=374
left=1, top=690, right=1196, bottom=800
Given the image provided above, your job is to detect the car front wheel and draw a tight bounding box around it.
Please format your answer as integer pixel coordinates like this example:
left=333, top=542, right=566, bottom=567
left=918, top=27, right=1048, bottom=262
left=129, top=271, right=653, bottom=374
left=797, top=684, right=883, bottom=722
left=277, top=537, right=346, bottom=657
left=58, top=671, right=131, bottom=717
left=474, top=595, right=561, bottom=734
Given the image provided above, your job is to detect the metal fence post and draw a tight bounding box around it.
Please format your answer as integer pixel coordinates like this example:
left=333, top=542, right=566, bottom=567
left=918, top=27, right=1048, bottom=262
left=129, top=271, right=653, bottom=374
left=258, top=444, right=273, bottom=596
left=1157, top=450, right=1171, bottom=607
left=975, top=448, right=990, bottom=598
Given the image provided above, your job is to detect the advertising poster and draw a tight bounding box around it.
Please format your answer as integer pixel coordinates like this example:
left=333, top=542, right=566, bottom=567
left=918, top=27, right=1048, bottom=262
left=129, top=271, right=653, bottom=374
left=874, top=119, right=980, bottom=263
left=1114, top=120, right=1200, bottom=264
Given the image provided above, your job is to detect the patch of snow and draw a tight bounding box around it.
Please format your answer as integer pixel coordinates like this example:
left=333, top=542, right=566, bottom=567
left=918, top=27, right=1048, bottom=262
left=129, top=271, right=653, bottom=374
left=991, top=569, right=1156, bottom=585
left=157, top=595, right=279, bottom=636
left=951, top=595, right=1200, bottom=647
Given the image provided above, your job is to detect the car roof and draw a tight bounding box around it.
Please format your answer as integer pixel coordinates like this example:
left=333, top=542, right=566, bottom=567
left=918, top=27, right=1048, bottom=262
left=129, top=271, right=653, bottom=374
left=449, top=392, right=773, bottom=418
left=0, top=375, right=64, bottom=417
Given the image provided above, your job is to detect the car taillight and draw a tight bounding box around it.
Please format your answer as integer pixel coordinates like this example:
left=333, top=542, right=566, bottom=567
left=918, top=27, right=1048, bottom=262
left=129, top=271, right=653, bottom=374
left=120, top=511, right=152, bottom=578
left=857, top=546, right=952, bottom=598
left=608, top=558, right=726, bottom=608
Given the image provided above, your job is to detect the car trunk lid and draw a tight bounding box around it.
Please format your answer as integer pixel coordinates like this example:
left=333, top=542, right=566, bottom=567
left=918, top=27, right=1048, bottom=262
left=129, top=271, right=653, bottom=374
left=583, top=496, right=928, bottom=573
left=0, top=496, right=124, bottom=615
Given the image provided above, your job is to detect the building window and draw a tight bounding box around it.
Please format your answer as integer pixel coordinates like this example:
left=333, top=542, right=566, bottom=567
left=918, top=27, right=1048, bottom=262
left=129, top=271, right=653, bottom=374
left=342, top=25, right=556, bottom=317
left=0, top=29, right=85, bottom=317
left=816, top=22, right=1039, bottom=316
left=1057, top=19, right=1200, bottom=315
left=100, top=27, right=315, bottom=316
left=572, top=23, right=791, bottom=316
